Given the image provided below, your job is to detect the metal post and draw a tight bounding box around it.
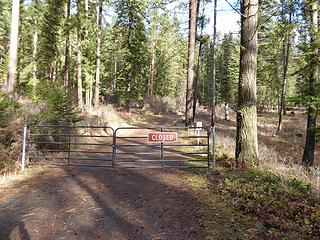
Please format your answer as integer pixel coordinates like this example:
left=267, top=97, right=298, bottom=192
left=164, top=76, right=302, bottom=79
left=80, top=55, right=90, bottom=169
left=26, top=127, right=30, bottom=165
left=112, top=129, right=116, bottom=168
left=21, top=125, right=27, bottom=172
left=211, top=126, right=216, bottom=171
left=160, top=128, right=164, bottom=168
left=207, top=128, right=210, bottom=168
left=67, top=126, right=71, bottom=165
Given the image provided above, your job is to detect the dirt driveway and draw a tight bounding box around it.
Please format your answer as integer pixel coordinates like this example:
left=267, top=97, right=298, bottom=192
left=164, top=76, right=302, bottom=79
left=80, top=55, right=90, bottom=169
left=0, top=113, right=208, bottom=239
left=0, top=167, right=206, bottom=240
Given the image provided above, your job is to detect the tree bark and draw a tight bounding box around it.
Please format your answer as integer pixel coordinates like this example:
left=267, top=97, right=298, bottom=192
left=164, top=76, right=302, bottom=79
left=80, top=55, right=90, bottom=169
left=32, top=18, right=38, bottom=81
left=148, top=40, right=156, bottom=100
left=94, top=0, right=103, bottom=108
left=84, top=0, right=92, bottom=110
left=192, top=2, right=205, bottom=122
left=114, top=59, right=117, bottom=95
left=211, top=0, right=217, bottom=127
left=7, top=0, right=20, bottom=95
left=277, top=2, right=292, bottom=133
left=302, top=1, right=318, bottom=167
left=235, top=0, right=259, bottom=166
left=63, top=0, right=71, bottom=89
left=77, top=0, right=83, bottom=110
left=185, top=0, right=198, bottom=126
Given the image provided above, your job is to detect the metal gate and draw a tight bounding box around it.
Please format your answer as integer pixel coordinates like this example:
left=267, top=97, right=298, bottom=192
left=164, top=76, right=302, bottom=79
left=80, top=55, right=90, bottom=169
left=22, top=125, right=213, bottom=170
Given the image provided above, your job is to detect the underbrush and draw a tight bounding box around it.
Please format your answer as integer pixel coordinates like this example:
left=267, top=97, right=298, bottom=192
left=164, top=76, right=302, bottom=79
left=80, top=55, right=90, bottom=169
left=189, top=160, right=320, bottom=239
left=0, top=94, right=22, bottom=174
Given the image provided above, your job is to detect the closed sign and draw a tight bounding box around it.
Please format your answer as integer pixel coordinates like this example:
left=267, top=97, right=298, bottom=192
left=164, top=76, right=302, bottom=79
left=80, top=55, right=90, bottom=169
left=148, top=132, right=177, bottom=143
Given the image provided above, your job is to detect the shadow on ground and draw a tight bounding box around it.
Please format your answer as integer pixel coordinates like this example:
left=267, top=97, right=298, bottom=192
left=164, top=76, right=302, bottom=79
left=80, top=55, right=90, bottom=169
left=0, top=167, right=206, bottom=240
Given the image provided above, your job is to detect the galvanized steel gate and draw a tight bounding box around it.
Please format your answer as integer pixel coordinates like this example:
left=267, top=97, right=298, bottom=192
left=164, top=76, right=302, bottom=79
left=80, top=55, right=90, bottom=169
left=22, top=125, right=213, bottom=170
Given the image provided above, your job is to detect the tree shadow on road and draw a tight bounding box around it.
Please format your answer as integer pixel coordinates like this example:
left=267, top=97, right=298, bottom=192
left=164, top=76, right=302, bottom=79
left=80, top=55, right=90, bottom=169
left=0, top=166, right=206, bottom=239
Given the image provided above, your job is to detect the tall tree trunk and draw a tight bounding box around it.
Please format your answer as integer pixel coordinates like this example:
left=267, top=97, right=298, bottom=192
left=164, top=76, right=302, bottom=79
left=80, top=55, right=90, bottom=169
left=64, top=0, right=71, bottom=89
left=89, top=75, right=93, bottom=111
left=113, top=59, right=117, bottom=95
left=235, top=0, right=259, bottom=166
left=7, top=0, right=20, bottom=95
left=84, top=0, right=92, bottom=110
left=148, top=40, right=156, bottom=100
left=211, top=0, right=217, bottom=127
left=77, top=0, right=83, bottom=110
left=32, top=44, right=37, bottom=81
left=185, top=0, right=198, bottom=126
left=94, top=1, right=103, bottom=108
left=192, top=2, right=205, bottom=122
left=302, top=1, right=318, bottom=167
left=32, top=18, right=38, bottom=81
left=277, top=2, right=292, bottom=133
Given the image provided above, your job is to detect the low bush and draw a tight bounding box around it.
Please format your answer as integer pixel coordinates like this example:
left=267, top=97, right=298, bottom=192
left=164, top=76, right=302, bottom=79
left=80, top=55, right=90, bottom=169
left=219, top=167, right=320, bottom=239
left=0, top=92, right=21, bottom=127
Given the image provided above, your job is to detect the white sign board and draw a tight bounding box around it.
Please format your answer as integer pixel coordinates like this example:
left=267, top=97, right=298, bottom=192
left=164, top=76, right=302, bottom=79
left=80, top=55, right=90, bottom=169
left=196, top=122, right=202, bottom=128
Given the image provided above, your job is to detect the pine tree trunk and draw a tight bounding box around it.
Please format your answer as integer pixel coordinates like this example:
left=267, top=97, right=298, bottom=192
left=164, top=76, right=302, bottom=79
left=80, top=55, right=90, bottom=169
left=235, top=0, right=259, bottom=166
left=77, top=0, right=83, bottom=110
left=277, top=3, right=292, bottom=133
left=84, top=0, right=92, bottom=110
left=277, top=34, right=290, bottom=132
left=89, top=75, right=93, bottom=111
left=211, top=0, right=217, bottom=127
left=64, top=0, right=71, bottom=89
left=113, top=60, right=117, bottom=95
left=32, top=18, right=38, bottom=81
left=192, top=3, right=205, bottom=122
left=302, top=2, right=318, bottom=167
left=94, top=1, right=103, bottom=108
left=148, top=42, right=156, bottom=100
left=185, top=0, right=198, bottom=126
left=7, top=0, right=20, bottom=95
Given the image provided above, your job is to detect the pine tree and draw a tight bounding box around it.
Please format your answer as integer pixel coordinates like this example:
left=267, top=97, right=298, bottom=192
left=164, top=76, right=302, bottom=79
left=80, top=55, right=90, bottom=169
left=113, top=0, right=148, bottom=106
left=185, top=0, right=198, bottom=126
left=235, top=0, right=259, bottom=166
left=302, top=0, right=318, bottom=166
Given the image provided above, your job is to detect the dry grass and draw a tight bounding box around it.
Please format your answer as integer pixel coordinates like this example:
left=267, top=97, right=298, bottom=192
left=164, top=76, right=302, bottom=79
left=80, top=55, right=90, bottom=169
left=82, top=104, right=129, bottom=128
left=0, top=165, right=46, bottom=189
left=195, top=104, right=320, bottom=191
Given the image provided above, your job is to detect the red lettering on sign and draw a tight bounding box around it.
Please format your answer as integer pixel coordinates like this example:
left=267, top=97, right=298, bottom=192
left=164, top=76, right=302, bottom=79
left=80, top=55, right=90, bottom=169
left=148, top=132, right=177, bottom=143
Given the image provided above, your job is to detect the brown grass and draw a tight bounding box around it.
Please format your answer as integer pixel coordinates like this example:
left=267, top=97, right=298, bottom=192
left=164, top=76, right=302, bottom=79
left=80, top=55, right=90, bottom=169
left=194, top=104, right=320, bottom=190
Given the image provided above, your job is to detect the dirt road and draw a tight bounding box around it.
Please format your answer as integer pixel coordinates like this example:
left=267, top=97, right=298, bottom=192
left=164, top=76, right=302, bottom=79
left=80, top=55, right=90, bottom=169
left=0, top=168, right=206, bottom=240
left=0, top=114, right=207, bottom=240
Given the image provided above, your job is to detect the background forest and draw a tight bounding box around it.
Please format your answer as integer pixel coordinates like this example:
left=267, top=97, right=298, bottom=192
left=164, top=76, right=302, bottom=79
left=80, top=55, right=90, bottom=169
left=0, top=0, right=319, bottom=167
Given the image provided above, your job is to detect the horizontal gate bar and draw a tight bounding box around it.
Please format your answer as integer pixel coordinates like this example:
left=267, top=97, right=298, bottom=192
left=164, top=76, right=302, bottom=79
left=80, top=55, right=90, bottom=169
left=31, top=163, right=113, bottom=168
left=29, top=156, right=113, bottom=161
left=30, top=149, right=113, bottom=154
left=115, top=136, right=208, bottom=139
left=30, top=134, right=113, bottom=138
left=29, top=141, right=113, bottom=146
left=116, top=144, right=207, bottom=147
left=114, top=165, right=208, bottom=169
left=115, top=151, right=208, bottom=155
left=115, top=159, right=208, bottom=163
left=29, top=125, right=114, bottom=129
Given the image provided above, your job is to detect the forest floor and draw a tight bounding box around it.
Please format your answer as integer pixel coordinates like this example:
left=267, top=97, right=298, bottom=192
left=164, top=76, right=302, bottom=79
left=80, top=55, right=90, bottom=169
left=0, top=109, right=319, bottom=239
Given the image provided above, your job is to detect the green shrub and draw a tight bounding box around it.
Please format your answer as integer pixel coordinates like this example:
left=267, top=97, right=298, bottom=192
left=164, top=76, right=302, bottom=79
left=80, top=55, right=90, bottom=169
left=0, top=92, right=21, bottom=126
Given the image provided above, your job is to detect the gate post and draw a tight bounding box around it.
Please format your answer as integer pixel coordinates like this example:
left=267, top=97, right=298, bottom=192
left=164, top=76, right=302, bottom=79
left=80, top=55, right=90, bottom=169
left=21, top=125, right=27, bottom=172
left=160, top=128, right=164, bottom=168
left=67, top=126, right=71, bottom=165
left=210, top=126, right=216, bottom=171
left=112, top=129, right=116, bottom=168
